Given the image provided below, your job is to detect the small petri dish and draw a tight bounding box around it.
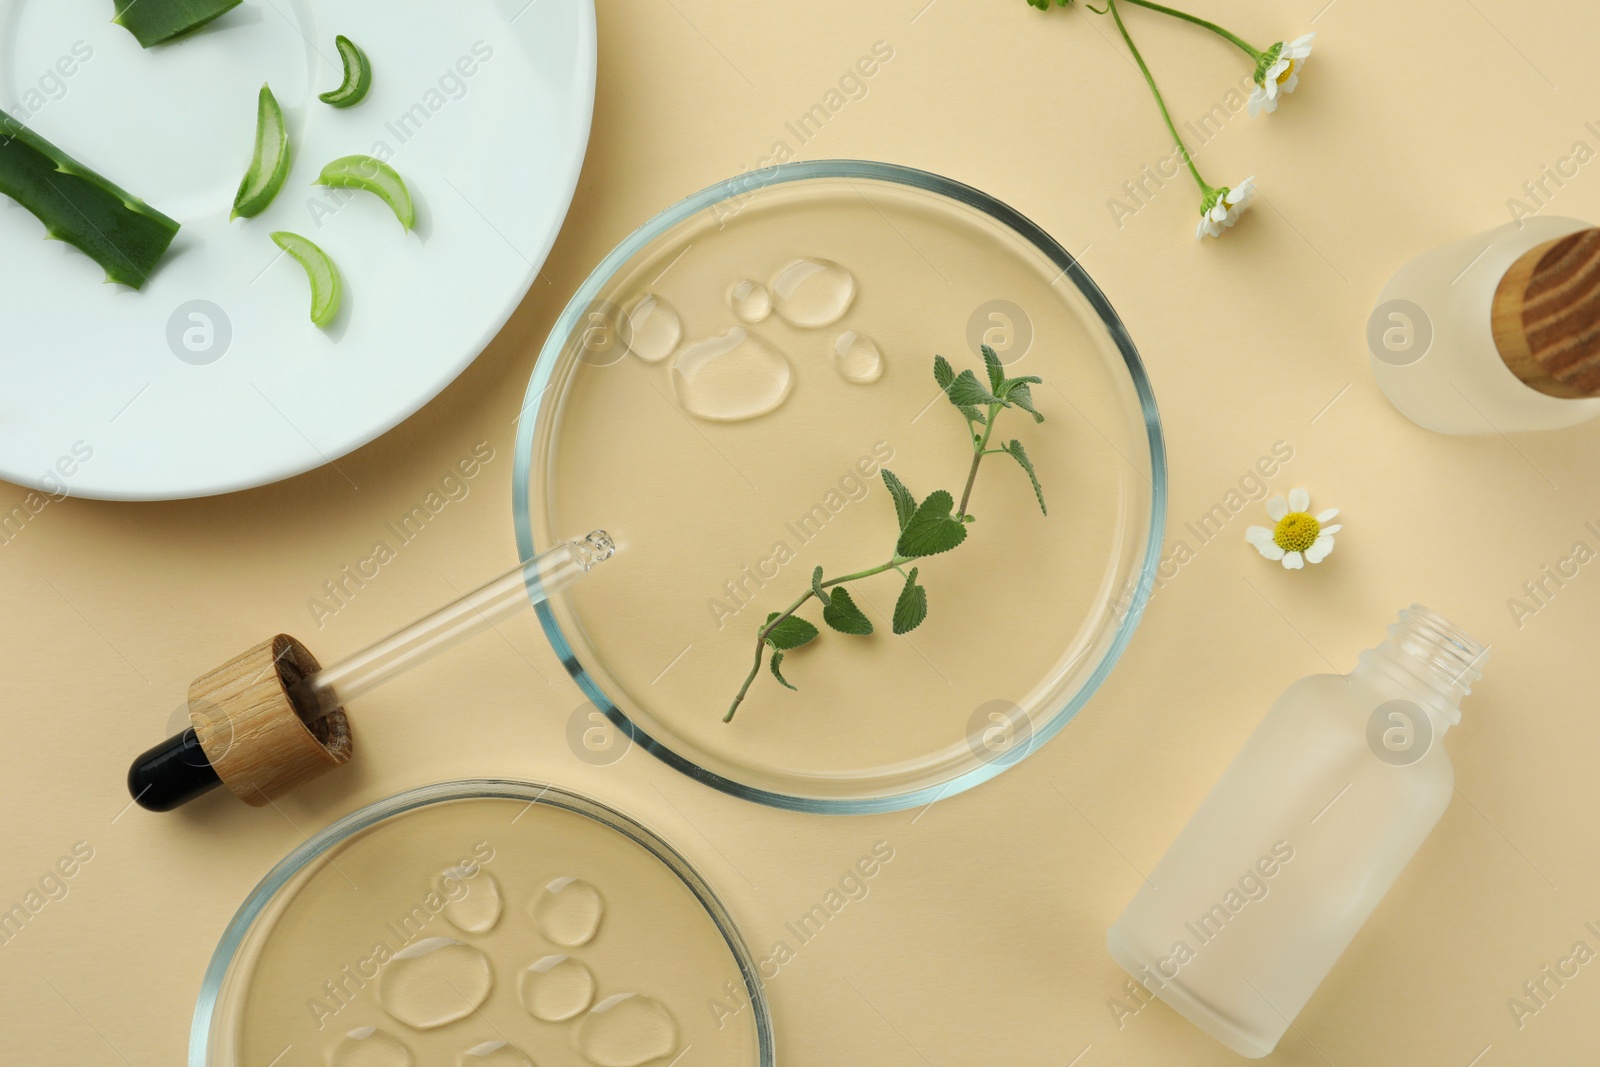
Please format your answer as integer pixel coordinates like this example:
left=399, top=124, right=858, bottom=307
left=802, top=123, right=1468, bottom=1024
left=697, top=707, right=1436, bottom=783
left=190, top=780, right=773, bottom=1066
left=514, top=160, right=1166, bottom=812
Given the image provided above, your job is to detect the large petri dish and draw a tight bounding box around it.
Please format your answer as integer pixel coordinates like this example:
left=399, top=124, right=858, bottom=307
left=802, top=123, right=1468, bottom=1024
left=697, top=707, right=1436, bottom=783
left=191, top=780, right=773, bottom=1066
left=514, top=160, right=1165, bottom=813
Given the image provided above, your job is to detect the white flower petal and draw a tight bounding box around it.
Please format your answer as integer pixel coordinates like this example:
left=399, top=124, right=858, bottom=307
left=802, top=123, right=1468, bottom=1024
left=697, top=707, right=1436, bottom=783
left=1288, top=487, right=1310, bottom=512
left=1259, top=542, right=1286, bottom=561
left=1245, top=525, right=1274, bottom=546
left=1321, top=524, right=1343, bottom=535
left=1282, top=551, right=1305, bottom=570
left=1305, top=536, right=1335, bottom=563
left=1280, top=71, right=1300, bottom=94
left=1287, top=32, right=1316, bottom=53
left=1265, top=496, right=1289, bottom=521
left=1315, top=508, right=1339, bottom=522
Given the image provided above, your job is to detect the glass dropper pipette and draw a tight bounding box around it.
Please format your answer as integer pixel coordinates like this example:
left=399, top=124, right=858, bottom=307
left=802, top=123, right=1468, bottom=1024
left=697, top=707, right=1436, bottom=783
left=127, top=531, right=615, bottom=810
left=287, top=530, right=614, bottom=720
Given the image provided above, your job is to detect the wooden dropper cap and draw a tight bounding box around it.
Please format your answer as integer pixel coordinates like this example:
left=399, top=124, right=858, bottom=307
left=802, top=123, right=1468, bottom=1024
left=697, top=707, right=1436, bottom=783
left=128, top=634, right=351, bottom=810
left=1491, top=228, right=1600, bottom=398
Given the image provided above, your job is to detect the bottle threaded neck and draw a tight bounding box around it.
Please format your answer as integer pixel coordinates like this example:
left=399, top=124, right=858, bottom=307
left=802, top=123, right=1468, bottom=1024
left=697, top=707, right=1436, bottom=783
left=1362, top=605, right=1487, bottom=723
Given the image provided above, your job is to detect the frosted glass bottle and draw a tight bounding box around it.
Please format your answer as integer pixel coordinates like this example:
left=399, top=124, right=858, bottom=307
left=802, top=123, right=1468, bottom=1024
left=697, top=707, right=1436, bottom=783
left=1106, top=606, right=1486, bottom=1058
left=1369, top=216, right=1600, bottom=433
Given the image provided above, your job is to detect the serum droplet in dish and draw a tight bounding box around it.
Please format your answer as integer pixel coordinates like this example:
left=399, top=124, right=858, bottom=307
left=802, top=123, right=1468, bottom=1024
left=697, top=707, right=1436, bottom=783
left=771, top=257, right=855, bottom=327
left=520, top=954, right=596, bottom=1021
left=833, top=330, right=883, bottom=384
left=440, top=867, right=503, bottom=934
left=669, top=328, right=794, bottom=422
left=727, top=279, right=772, bottom=323
left=576, top=993, right=680, bottom=1067
left=531, top=876, right=606, bottom=947
left=330, top=1026, right=414, bottom=1067
left=377, top=938, right=494, bottom=1030
left=623, top=293, right=682, bottom=363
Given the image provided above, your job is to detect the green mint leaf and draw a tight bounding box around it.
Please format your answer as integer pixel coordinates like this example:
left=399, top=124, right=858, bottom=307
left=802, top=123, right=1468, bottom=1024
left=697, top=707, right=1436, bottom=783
left=997, top=373, right=1041, bottom=401
left=1004, top=440, right=1046, bottom=514
left=1005, top=381, right=1044, bottom=423
left=811, top=565, right=827, bottom=603
left=960, top=405, right=988, bottom=426
left=946, top=369, right=1003, bottom=410
left=880, top=469, right=917, bottom=530
left=933, top=354, right=955, bottom=390
left=770, top=649, right=797, bottom=690
left=982, top=345, right=1005, bottom=393
left=896, top=489, right=968, bottom=558
left=823, top=587, right=874, bottom=635
left=893, top=568, right=928, bottom=634
left=763, top=611, right=819, bottom=651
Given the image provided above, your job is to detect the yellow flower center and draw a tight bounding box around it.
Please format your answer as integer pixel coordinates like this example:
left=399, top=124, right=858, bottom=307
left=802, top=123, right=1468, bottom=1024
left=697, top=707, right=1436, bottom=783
left=1274, top=512, right=1320, bottom=553
left=1277, top=58, right=1299, bottom=85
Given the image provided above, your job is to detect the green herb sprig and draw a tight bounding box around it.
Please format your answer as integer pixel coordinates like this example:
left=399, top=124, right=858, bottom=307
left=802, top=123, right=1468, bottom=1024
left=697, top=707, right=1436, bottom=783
left=723, top=346, right=1048, bottom=723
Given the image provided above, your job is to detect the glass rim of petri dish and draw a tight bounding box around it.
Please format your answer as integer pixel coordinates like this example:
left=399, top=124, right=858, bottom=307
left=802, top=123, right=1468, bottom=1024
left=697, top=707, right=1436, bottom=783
left=189, top=778, right=776, bottom=1066
left=513, top=159, right=1168, bottom=813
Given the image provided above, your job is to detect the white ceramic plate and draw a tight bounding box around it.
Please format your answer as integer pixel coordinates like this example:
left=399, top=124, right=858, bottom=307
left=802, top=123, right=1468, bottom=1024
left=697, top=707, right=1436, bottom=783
left=0, top=0, right=595, bottom=499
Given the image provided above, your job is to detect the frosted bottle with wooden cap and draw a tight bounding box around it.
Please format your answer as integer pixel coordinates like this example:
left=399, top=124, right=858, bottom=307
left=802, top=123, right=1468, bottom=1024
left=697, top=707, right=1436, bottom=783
left=1368, top=216, right=1600, bottom=432
left=1106, top=606, right=1486, bottom=1058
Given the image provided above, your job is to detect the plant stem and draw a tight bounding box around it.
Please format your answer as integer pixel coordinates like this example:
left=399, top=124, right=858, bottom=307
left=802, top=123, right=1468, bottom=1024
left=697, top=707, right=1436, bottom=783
left=724, top=556, right=908, bottom=722
left=1105, top=0, right=1211, bottom=196
left=1118, top=0, right=1264, bottom=61
left=723, top=389, right=1018, bottom=723
left=959, top=403, right=1001, bottom=519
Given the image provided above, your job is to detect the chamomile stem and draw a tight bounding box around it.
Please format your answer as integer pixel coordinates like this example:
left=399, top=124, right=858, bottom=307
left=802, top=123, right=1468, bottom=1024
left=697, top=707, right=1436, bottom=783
left=1106, top=0, right=1212, bottom=196
left=1118, top=0, right=1264, bottom=61
left=725, top=556, right=909, bottom=721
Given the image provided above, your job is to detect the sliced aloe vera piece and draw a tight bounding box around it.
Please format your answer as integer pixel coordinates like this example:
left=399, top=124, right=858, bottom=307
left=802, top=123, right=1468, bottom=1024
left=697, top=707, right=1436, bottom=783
left=314, top=155, right=414, bottom=231
left=271, top=231, right=342, bottom=328
left=112, top=0, right=242, bottom=48
left=0, top=109, right=180, bottom=289
left=231, top=84, right=290, bottom=220
left=319, top=35, right=373, bottom=108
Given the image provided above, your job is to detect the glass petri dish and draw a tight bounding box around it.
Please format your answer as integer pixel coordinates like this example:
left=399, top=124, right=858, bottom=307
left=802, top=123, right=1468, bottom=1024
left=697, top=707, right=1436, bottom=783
left=190, top=780, right=773, bottom=1066
left=514, top=160, right=1165, bottom=813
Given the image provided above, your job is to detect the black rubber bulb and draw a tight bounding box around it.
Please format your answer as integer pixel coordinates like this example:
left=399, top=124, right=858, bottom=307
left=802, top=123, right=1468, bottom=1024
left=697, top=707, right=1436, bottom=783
left=127, top=728, right=222, bottom=812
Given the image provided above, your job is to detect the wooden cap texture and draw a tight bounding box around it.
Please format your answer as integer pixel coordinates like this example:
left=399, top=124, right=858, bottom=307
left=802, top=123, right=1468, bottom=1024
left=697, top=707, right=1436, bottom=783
left=1492, top=228, right=1600, bottom=398
left=188, top=634, right=351, bottom=806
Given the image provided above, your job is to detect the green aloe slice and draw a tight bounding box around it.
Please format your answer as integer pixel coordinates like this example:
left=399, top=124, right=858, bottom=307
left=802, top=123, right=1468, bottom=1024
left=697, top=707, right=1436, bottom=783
left=232, top=84, right=289, bottom=220
left=271, top=231, right=342, bottom=327
left=319, top=35, right=373, bottom=108
left=112, top=0, right=242, bottom=48
left=0, top=109, right=180, bottom=289
left=314, top=155, right=414, bottom=231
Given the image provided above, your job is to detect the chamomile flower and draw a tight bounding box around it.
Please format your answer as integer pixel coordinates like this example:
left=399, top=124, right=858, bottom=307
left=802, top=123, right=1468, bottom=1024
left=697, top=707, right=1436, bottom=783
left=1249, top=33, right=1315, bottom=115
left=1245, top=487, right=1341, bottom=570
left=1196, top=177, right=1256, bottom=239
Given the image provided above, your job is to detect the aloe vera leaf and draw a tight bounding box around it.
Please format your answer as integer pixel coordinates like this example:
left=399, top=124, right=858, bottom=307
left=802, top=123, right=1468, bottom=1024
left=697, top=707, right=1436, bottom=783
left=314, top=155, right=414, bottom=231
left=112, top=0, right=243, bottom=48
left=319, top=36, right=373, bottom=108
left=0, top=110, right=180, bottom=289
left=231, top=84, right=289, bottom=220
left=270, top=231, right=341, bottom=327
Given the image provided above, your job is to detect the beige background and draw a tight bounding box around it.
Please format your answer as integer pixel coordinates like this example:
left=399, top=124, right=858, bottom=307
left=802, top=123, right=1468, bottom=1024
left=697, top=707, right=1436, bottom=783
left=4, top=1, right=1599, bottom=1064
